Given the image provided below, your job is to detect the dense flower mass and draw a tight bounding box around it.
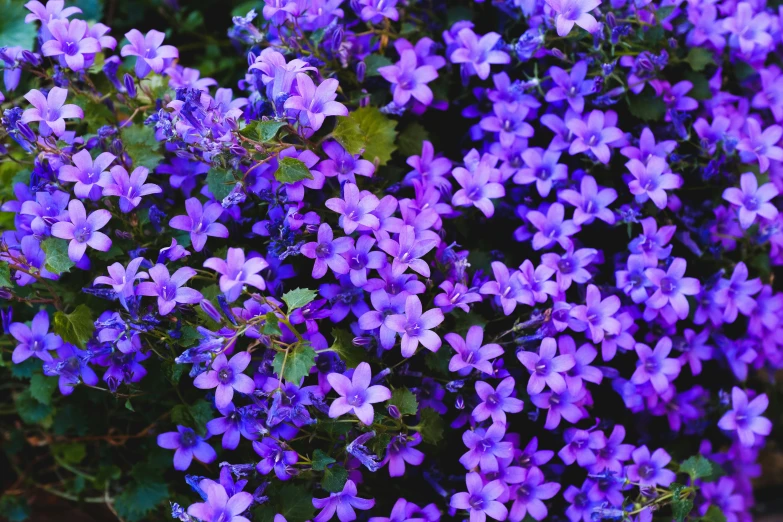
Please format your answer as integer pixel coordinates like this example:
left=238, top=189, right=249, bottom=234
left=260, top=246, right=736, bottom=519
left=0, top=0, right=781, bottom=521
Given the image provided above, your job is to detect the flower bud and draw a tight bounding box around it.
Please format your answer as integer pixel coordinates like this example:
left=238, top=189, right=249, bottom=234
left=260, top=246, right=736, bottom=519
left=123, top=74, right=137, bottom=98
left=455, top=395, right=465, bottom=410
left=356, top=61, right=366, bottom=83
left=200, top=299, right=222, bottom=323
left=21, top=50, right=40, bottom=66
left=16, top=122, right=36, bottom=142
left=387, top=405, right=401, bottom=419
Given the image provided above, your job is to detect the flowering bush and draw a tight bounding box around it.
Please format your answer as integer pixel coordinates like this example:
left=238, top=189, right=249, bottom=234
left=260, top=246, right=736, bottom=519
left=1, top=0, right=782, bottom=521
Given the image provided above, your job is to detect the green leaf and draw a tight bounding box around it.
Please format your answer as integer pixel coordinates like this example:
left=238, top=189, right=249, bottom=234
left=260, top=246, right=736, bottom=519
left=11, top=358, right=39, bottom=379
left=671, top=484, right=693, bottom=522
left=655, top=5, right=676, bottom=20
left=171, top=400, right=213, bottom=436
left=263, top=312, right=283, bottom=336
left=686, top=47, right=715, bottom=72
left=41, top=237, right=75, bottom=275
left=312, top=449, right=337, bottom=471
left=364, top=54, right=393, bottom=77
left=396, top=122, right=430, bottom=158
left=53, top=304, right=94, bottom=348
left=628, top=93, right=667, bottom=122
left=282, top=288, right=317, bottom=312
left=14, top=390, right=52, bottom=425
left=275, top=157, right=314, bottom=184
left=0, top=261, right=12, bottom=287
left=30, top=374, right=58, bottom=406
left=332, top=116, right=365, bottom=155
left=322, top=465, right=348, bottom=493
left=350, top=106, right=398, bottom=166
left=680, top=455, right=713, bottom=481
left=74, top=0, right=104, bottom=20
left=418, top=408, right=444, bottom=445
left=700, top=505, right=727, bottom=522
left=389, top=388, right=418, bottom=416
left=319, top=417, right=353, bottom=437
left=52, top=442, right=87, bottom=464
left=682, top=70, right=712, bottom=100
left=114, top=480, right=169, bottom=522
left=240, top=120, right=288, bottom=142
left=254, top=484, right=316, bottom=522
left=330, top=328, right=366, bottom=368
left=120, top=125, right=164, bottom=170
left=273, top=343, right=317, bottom=384
left=207, top=167, right=238, bottom=200
left=0, top=0, right=37, bottom=50
left=162, top=361, right=185, bottom=385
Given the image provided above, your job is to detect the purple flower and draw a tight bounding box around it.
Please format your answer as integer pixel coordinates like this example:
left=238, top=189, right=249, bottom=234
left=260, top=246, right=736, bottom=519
left=120, top=29, right=179, bottom=78
left=714, top=261, right=762, bottom=324
left=480, top=261, right=526, bottom=316
left=136, top=264, right=203, bottom=315
left=405, top=140, right=452, bottom=188
left=93, top=257, right=148, bottom=310
left=722, top=172, right=779, bottom=229
left=378, top=225, right=437, bottom=278
left=50, top=199, right=112, bottom=262
left=699, top=477, right=744, bottom=522
left=206, top=403, right=261, bottom=450
left=194, top=351, right=255, bottom=409
left=187, top=479, right=252, bottom=522
left=326, top=183, right=380, bottom=234
left=313, top=480, right=374, bottom=522
left=449, top=28, right=510, bottom=81
left=718, top=387, right=772, bottom=447
left=369, top=498, right=439, bottom=522
left=518, top=337, right=575, bottom=395
left=301, top=223, right=353, bottom=279
left=345, top=235, right=387, bottom=288
left=546, top=0, right=601, bottom=36
left=615, top=254, right=654, bottom=304
left=434, top=280, right=482, bottom=313
left=625, top=157, right=682, bottom=209
left=558, top=336, right=603, bottom=394
left=358, top=0, right=399, bottom=23
left=508, top=468, right=560, bottom=521
left=545, top=61, right=593, bottom=112
left=157, top=425, right=217, bottom=471
left=559, top=428, right=605, bottom=468
left=480, top=102, right=534, bottom=148
left=327, top=362, right=391, bottom=425
left=21, top=87, right=83, bottom=137
left=513, top=148, right=568, bottom=198
left=626, top=446, right=675, bottom=487
left=567, top=110, right=624, bottom=164
left=629, top=217, right=676, bottom=264
left=644, top=258, right=700, bottom=321
left=378, top=49, right=438, bottom=107
left=450, top=472, right=508, bottom=522
left=446, top=325, right=504, bottom=376
left=385, top=433, right=425, bottom=477
left=541, top=241, right=597, bottom=291
left=43, top=344, right=99, bottom=395
left=285, top=74, right=348, bottom=134
left=41, top=19, right=99, bottom=71
left=204, top=248, right=268, bottom=302
left=591, top=425, right=633, bottom=473
left=570, top=285, right=621, bottom=343
left=558, top=175, right=617, bottom=225
left=736, top=119, right=783, bottom=173
left=358, top=290, right=406, bottom=349
left=9, top=310, right=63, bottom=364
left=631, top=337, right=681, bottom=394
left=621, top=127, right=677, bottom=161
left=473, top=377, right=524, bottom=423
left=102, top=166, right=162, bottom=213
left=386, top=295, right=444, bottom=357
left=723, top=2, right=773, bottom=55
left=19, top=190, right=70, bottom=236
left=527, top=203, right=580, bottom=251
left=25, top=0, right=82, bottom=25
left=57, top=149, right=115, bottom=200
left=169, top=197, right=229, bottom=252
left=452, top=161, right=505, bottom=218
left=531, top=388, right=587, bottom=429
left=460, top=422, right=514, bottom=472
left=253, top=438, right=298, bottom=480
left=319, top=140, right=375, bottom=183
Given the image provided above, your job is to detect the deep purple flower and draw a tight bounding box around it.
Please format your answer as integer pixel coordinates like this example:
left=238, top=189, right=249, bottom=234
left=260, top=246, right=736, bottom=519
left=626, top=446, right=675, bottom=487
left=50, top=199, right=112, bottom=262
left=386, top=295, right=444, bottom=357
left=344, top=235, right=386, bottom=288
left=57, top=149, right=115, bottom=200
left=136, top=264, right=203, bottom=315
left=699, top=477, right=744, bottom=522
left=93, top=257, right=148, bottom=310
left=644, top=258, right=700, bottom=321
left=313, top=480, right=375, bottom=522
left=326, top=183, right=380, bottom=234
left=301, top=223, right=353, bottom=279
left=631, top=337, right=681, bottom=394
left=285, top=74, right=348, bottom=134
left=722, top=172, right=779, bottom=229
left=186, top=480, right=252, bottom=522
left=358, top=0, right=399, bottom=23
left=508, top=468, right=560, bottom=522
left=450, top=472, right=508, bottom=522
left=545, top=61, right=593, bottom=112
left=169, top=198, right=229, bottom=252
left=591, top=425, right=633, bottom=473
left=452, top=161, right=505, bottom=218
left=43, top=343, right=99, bottom=395
left=567, top=110, right=624, bottom=164
left=378, top=225, right=437, bottom=278
left=629, top=217, right=676, bottom=264
left=319, top=140, right=375, bottom=183
left=121, top=29, right=179, bottom=78
left=513, top=148, right=568, bottom=198
left=21, top=87, right=83, bottom=137
left=204, top=248, right=268, bottom=302
left=206, top=403, right=261, bottom=450
left=558, top=336, right=603, bottom=394
left=253, top=438, right=298, bottom=480
left=718, top=387, right=772, bottom=447
left=480, top=102, right=534, bottom=148
left=327, top=362, right=391, bottom=425
left=626, top=157, right=682, bottom=209
left=378, top=49, right=438, bottom=107
left=405, top=140, right=452, bottom=188
left=527, top=203, right=580, bottom=251
left=157, top=425, right=217, bottom=471
left=480, top=261, right=526, bottom=315
left=541, top=241, right=597, bottom=291
left=558, top=428, right=605, bottom=468
left=385, top=433, right=425, bottom=477
left=518, top=337, right=575, bottom=395
left=546, top=0, right=601, bottom=36
left=460, top=422, right=514, bottom=472
left=714, top=261, right=762, bottom=324
left=41, top=19, right=99, bottom=71
left=570, top=285, right=621, bottom=343
left=621, top=127, right=677, bottom=161
left=102, top=166, right=162, bottom=213
left=473, top=377, right=524, bottom=423
left=194, top=351, right=255, bottom=409
left=9, top=310, right=63, bottom=364
left=559, top=175, right=617, bottom=225
left=446, top=325, right=504, bottom=376
left=449, top=28, right=510, bottom=81
left=530, top=388, right=587, bottom=429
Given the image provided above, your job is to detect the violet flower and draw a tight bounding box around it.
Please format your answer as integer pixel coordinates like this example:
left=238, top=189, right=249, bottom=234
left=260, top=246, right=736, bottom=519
left=446, top=325, right=504, bottom=376
left=102, top=166, right=162, bottom=213
left=631, top=337, right=681, bottom=394
left=629, top=217, right=676, bottom=264
left=518, top=337, right=575, bottom=395
left=93, top=257, right=148, bottom=310
left=449, top=28, right=510, bottom=81
left=460, top=422, right=514, bottom=472
left=434, top=280, right=482, bottom=313
left=327, top=362, right=391, bottom=425
left=713, top=261, right=762, bottom=324
left=378, top=49, right=438, bottom=107
left=21, top=87, right=83, bottom=137
left=626, top=157, right=682, bottom=209
left=253, top=438, right=298, bottom=480
left=136, top=264, right=203, bottom=315
left=9, top=309, right=63, bottom=364
left=722, top=172, right=779, bottom=229
left=386, top=295, right=444, bottom=357
left=480, top=261, right=526, bottom=316
left=378, top=225, right=437, bottom=277
left=567, top=110, right=624, bottom=164
left=43, top=344, right=99, bottom=395
left=473, top=377, right=524, bottom=424
left=558, top=175, right=617, bottom=225
left=450, top=472, right=508, bottom=522
left=313, top=480, right=375, bottom=522
left=358, top=0, right=399, bottom=23
left=546, top=0, right=601, bottom=36
left=644, top=257, right=700, bottom=320
left=157, top=425, right=217, bottom=471
left=300, top=223, right=353, bottom=279
left=541, top=240, right=597, bottom=291
left=570, top=284, right=621, bottom=343
left=513, top=148, right=568, bottom=198
left=57, top=149, right=115, bottom=200
left=120, top=29, right=179, bottom=78
left=169, top=197, right=229, bottom=252
left=545, top=61, right=593, bottom=112
left=591, top=425, right=634, bottom=473
left=319, top=140, right=375, bottom=183
left=187, top=480, right=252, bottom=522
left=558, top=428, right=606, bottom=467
left=451, top=162, right=506, bottom=218
left=508, top=468, right=561, bottom=521
left=480, top=102, right=534, bottom=148
left=41, top=19, right=99, bottom=71
left=626, top=446, right=676, bottom=487
left=50, top=199, right=112, bottom=262
left=204, top=248, right=268, bottom=302
left=326, top=183, right=380, bottom=234
left=285, top=74, right=348, bottom=134
left=385, top=433, right=425, bottom=477
left=527, top=203, right=580, bottom=251
left=194, top=351, right=255, bottom=409
left=718, top=387, right=772, bottom=447
left=345, top=235, right=386, bottom=288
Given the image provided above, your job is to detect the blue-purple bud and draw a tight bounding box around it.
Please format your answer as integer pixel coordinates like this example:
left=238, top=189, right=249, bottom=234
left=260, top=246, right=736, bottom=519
left=16, top=122, right=36, bottom=142
left=21, top=50, right=40, bottom=66
left=455, top=395, right=465, bottom=410
left=200, top=299, right=222, bottom=323
left=387, top=404, right=401, bottom=419
left=356, top=61, right=366, bottom=83
left=123, top=74, right=137, bottom=98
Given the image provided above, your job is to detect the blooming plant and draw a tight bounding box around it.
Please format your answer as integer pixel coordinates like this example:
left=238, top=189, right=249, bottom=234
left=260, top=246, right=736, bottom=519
left=0, top=0, right=781, bottom=521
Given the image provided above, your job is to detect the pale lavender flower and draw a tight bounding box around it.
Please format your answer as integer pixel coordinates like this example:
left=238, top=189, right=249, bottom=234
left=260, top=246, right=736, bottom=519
left=518, top=337, right=575, bottom=395
left=93, top=257, right=148, bottom=310
left=629, top=217, right=676, bottom=264
left=615, top=254, right=655, bottom=304
left=25, top=0, right=82, bottom=25
left=545, top=61, right=593, bottom=112
left=386, top=295, right=444, bottom=357
left=345, top=235, right=387, bottom=288
left=120, top=29, right=179, bottom=78
left=434, top=280, right=482, bottom=313
left=187, top=480, right=252, bottom=522
left=626, top=446, right=675, bottom=487
left=102, top=166, right=162, bottom=213
left=319, top=140, right=375, bottom=184
left=567, top=110, right=624, bottom=164
left=718, top=387, right=772, bottom=447
left=460, top=422, right=514, bottom=472
left=450, top=472, right=508, bottom=522
left=723, top=2, right=773, bottom=55
left=136, top=264, right=202, bottom=315
left=452, top=161, right=505, bottom=218
left=301, top=223, right=353, bottom=279
left=713, top=261, right=762, bottom=324
left=626, top=157, right=682, bottom=209
left=508, top=468, right=560, bottom=521
left=480, top=102, right=534, bottom=148
left=546, top=0, right=601, bottom=36
left=591, top=425, right=633, bottom=473
left=384, top=434, right=425, bottom=477
left=527, top=203, right=580, bottom=251
left=313, top=480, right=375, bottom=522
left=558, top=428, right=605, bottom=467
left=194, top=351, right=255, bottom=409
left=722, top=172, right=779, bottom=229
left=736, top=119, right=783, bottom=173
left=9, top=309, right=62, bottom=364
left=449, top=28, right=510, bottom=81
left=513, top=148, right=568, bottom=198
left=204, top=248, right=268, bottom=302
left=326, top=183, right=380, bottom=234
left=285, top=74, right=348, bottom=134
left=473, top=377, right=524, bottom=423
left=50, top=199, right=112, bottom=262
left=378, top=49, right=438, bottom=107
left=41, top=19, right=99, bottom=71
left=57, top=149, right=115, bottom=200
left=21, top=87, right=83, bottom=137
left=359, top=0, right=399, bottom=23
left=570, top=285, right=621, bottom=343
left=517, top=259, right=557, bottom=305
left=620, top=127, right=677, bottom=161
left=541, top=240, right=597, bottom=291
left=557, top=336, right=603, bottom=394
left=631, top=337, right=681, bottom=394
left=446, top=325, right=504, bottom=375
left=558, top=175, right=617, bottom=225
left=378, top=225, right=438, bottom=277
left=480, top=261, right=526, bottom=316
left=169, top=198, right=229, bottom=252
left=644, top=258, right=700, bottom=320
left=327, top=362, right=391, bottom=425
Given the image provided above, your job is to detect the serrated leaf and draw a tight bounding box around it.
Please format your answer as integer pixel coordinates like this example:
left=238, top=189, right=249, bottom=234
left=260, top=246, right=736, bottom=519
left=240, top=120, right=288, bottom=142
left=53, top=305, right=94, bottom=348
left=263, top=312, right=283, bottom=336
left=682, top=70, right=712, bottom=100
left=207, top=167, right=237, bottom=200
left=389, top=387, right=418, bottom=416
left=275, top=157, right=314, bottom=184
left=0, top=261, right=12, bottom=287
left=701, top=505, right=727, bottom=522
left=364, top=54, right=393, bottom=77
left=273, top=342, right=316, bottom=384
left=322, top=465, right=348, bottom=493
left=672, top=496, right=694, bottom=522
left=30, top=374, right=58, bottom=406
left=680, top=455, right=713, bottom=481
left=312, top=449, right=337, bottom=471
left=14, top=390, right=52, bottom=425
left=120, top=125, right=164, bottom=170
left=41, top=237, right=75, bottom=275
left=350, top=106, right=398, bottom=166
left=628, top=93, right=667, bottom=121
left=418, top=408, right=444, bottom=445
left=330, top=328, right=366, bottom=368
left=114, top=480, right=169, bottom=522
left=686, top=47, right=715, bottom=72
left=282, top=288, right=317, bottom=312
left=396, top=122, right=430, bottom=158
left=332, top=116, right=365, bottom=155
left=171, top=400, right=213, bottom=436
